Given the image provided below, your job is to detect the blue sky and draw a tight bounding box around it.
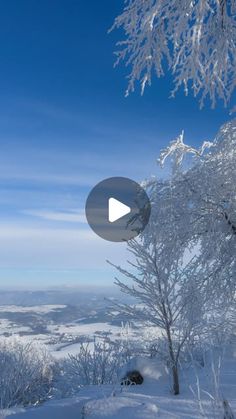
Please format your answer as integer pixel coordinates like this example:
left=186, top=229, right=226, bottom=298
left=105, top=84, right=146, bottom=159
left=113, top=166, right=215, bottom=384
left=0, top=1, right=232, bottom=288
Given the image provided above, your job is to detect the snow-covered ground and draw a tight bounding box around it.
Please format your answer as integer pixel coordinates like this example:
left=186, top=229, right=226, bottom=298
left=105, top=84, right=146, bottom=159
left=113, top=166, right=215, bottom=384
left=0, top=304, right=235, bottom=418
left=2, top=345, right=236, bottom=419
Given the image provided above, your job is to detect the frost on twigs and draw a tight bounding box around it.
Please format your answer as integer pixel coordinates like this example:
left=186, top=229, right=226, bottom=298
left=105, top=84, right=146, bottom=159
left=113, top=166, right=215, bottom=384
left=112, top=0, right=236, bottom=107
left=158, top=131, right=213, bottom=173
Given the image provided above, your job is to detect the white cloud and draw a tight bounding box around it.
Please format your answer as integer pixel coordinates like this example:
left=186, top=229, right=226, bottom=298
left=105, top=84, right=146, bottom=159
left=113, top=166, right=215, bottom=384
left=23, top=209, right=87, bottom=223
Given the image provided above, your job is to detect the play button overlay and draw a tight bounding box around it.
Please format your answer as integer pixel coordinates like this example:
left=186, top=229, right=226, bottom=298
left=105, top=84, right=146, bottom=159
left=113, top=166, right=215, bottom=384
left=108, top=198, right=131, bottom=223
left=85, top=177, right=151, bottom=242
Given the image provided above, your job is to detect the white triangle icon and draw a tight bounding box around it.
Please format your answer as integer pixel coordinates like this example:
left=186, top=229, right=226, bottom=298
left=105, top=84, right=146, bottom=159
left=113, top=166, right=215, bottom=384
left=108, top=197, right=131, bottom=223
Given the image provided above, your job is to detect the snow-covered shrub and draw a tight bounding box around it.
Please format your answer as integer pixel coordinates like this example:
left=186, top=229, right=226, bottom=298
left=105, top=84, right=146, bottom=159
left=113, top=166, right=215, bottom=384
left=54, top=340, right=131, bottom=398
left=186, top=334, right=235, bottom=419
left=0, top=340, right=53, bottom=409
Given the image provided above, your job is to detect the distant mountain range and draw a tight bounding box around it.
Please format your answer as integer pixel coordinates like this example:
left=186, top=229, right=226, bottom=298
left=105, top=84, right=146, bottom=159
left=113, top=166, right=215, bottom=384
left=0, top=287, right=123, bottom=306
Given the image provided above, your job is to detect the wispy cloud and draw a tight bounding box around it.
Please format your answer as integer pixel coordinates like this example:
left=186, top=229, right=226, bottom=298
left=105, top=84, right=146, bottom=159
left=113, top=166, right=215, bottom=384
left=23, top=209, right=87, bottom=223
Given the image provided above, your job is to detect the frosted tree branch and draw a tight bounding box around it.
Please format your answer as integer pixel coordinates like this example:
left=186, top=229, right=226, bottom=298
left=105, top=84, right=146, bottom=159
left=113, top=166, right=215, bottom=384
left=112, top=0, right=236, bottom=107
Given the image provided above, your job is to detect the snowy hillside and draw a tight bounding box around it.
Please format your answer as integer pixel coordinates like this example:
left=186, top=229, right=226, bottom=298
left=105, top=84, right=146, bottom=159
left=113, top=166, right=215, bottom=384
left=2, top=343, right=236, bottom=419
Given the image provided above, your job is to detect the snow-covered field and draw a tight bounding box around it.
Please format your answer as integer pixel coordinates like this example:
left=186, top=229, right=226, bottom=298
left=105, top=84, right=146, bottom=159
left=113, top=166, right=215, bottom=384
left=0, top=303, right=141, bottom=359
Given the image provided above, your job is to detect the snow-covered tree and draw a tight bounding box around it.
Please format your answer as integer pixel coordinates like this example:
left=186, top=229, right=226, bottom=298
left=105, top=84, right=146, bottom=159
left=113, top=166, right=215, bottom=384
left=152, top=120, right=236, bottom=305
left=111, top=119, right=236, bottom=395
left=110, top=238, right=206, bottom=395
left=112, top=0, right=236, bottom=107
left=142, top=121, right=236, bottom=358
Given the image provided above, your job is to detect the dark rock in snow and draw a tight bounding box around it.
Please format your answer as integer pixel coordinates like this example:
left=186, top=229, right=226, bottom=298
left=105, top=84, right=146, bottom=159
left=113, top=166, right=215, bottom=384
left=121, top=370, right=144, bottom=386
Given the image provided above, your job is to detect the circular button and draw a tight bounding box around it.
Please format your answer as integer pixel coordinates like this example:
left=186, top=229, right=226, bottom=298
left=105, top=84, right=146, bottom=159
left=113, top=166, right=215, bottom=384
left=85, top=177, right=151, bottom=242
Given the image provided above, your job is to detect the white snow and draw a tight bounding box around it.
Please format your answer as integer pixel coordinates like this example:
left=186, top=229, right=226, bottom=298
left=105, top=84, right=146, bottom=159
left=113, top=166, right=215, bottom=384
left=2, top=348, right=236, bottom=419
left=48, top=322, right=120, bottom=337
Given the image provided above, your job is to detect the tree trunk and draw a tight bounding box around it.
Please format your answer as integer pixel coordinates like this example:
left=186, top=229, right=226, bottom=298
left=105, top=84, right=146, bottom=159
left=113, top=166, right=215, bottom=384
left=172, top=364, right=180, bottom=395
left=166, top=325, right=180, bottom=395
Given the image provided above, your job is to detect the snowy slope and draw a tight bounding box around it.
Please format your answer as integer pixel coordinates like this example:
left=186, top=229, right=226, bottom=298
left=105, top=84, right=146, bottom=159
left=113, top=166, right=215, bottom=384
left=0, top=388, right=201, bottom=419
left=3, top=345, right=236, bottom=419
left=0, top=385, right=210, bottom=419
